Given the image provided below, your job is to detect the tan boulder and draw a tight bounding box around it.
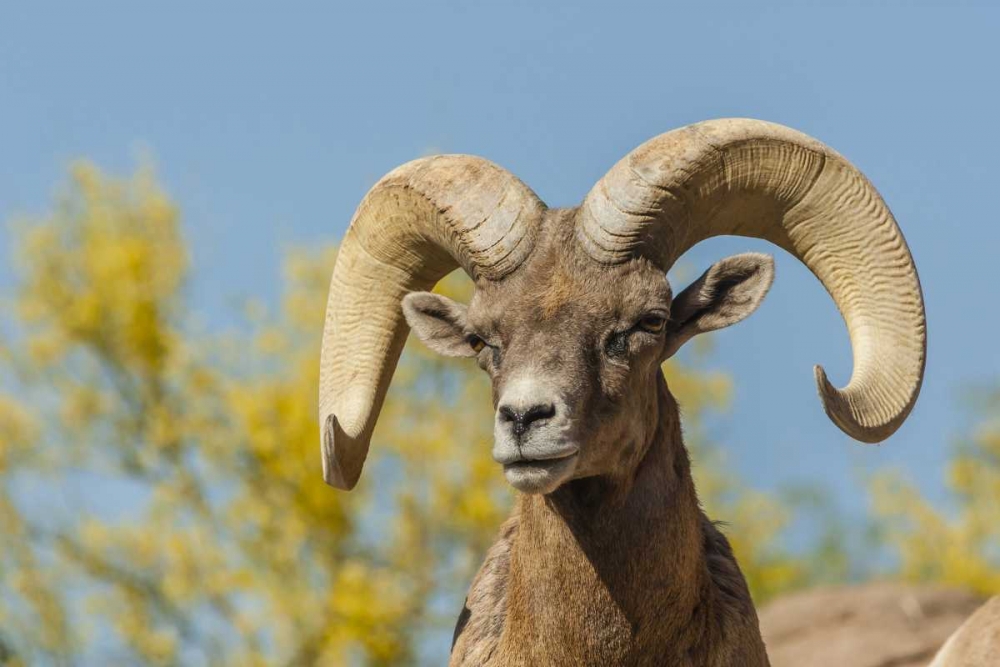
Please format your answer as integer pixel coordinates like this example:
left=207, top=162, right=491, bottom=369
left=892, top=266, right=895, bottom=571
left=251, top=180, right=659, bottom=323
left=760, top=583, right=985, bottom=667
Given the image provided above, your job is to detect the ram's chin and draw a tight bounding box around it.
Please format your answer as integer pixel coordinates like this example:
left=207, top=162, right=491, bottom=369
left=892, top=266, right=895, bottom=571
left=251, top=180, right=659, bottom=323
left=502, top=454, right=578, bottom=494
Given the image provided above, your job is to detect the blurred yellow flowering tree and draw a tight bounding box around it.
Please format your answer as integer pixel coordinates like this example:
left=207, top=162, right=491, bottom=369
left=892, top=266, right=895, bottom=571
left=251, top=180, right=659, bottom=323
left=0, top=162, right=814, bottom=666
left=663, top=355, right=822, bottom=603
left=870, top=388, right=1000, bottom=595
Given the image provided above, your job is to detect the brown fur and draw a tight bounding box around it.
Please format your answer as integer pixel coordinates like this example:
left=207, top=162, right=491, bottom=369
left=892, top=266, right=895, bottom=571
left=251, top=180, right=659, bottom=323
left=404, top=209, right=776, bottom=665
left=450, top=378, right=768, bottom=666
left=538, top=264, right=583, bottom=320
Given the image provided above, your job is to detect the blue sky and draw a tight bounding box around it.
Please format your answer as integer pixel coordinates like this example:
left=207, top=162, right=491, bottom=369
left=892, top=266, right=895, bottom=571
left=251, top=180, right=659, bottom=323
left=2, top=2, right=998, bottom=524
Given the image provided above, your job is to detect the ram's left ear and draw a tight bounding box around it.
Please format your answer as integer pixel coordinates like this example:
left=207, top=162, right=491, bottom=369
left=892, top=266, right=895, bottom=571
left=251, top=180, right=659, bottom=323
left=664, top=253, right=775, bottom=358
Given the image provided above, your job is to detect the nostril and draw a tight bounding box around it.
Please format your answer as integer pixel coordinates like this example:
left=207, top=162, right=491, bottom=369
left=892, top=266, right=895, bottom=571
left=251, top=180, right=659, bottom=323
left=523, top=403, right=555, bottom=425
left=499, top=402, right=556, bottom=438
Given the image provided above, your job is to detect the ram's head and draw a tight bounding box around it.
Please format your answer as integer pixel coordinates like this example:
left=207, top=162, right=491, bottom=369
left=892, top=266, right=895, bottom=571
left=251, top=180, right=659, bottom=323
left=319, top=119, right=926, bottom=493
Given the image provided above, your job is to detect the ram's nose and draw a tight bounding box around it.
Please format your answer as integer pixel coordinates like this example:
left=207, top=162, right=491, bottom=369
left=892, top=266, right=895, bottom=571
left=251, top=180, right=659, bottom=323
left=498, top=402, right=556, bottom=438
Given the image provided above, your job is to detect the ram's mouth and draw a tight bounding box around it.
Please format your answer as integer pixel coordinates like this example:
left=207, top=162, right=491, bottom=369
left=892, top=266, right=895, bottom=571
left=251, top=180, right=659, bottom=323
left=502, top=451, right=578, bottom=494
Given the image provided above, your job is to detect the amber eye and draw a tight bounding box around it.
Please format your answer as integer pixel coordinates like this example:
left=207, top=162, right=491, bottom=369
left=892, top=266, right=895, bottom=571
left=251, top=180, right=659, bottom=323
left=467, top=335, right=486, bottom=353
left=638, top=315, right=667, bottom=334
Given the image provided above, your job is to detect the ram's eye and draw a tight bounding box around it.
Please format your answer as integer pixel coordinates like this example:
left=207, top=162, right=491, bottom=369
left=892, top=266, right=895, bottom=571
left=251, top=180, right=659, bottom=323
left=638, top=315, right=667, bottom=334
left=467, top=335, right=486, bottom=353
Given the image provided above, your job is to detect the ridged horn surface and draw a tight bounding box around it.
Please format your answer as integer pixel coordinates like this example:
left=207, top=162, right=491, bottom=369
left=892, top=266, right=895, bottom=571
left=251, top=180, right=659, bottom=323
left=579, top=118, right=926, bottom=442
left=320, top=155, right=545, bottom=489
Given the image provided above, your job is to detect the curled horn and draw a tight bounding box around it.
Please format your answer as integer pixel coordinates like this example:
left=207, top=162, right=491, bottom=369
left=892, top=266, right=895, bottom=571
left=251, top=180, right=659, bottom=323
left=320, top=155, right=545, bottom=489
left=579, top=118, right=925, bottom=442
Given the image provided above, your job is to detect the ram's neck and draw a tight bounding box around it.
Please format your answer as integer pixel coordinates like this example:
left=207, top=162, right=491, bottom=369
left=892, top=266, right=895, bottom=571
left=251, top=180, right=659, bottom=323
left=498, top=374, right=768, bottom=665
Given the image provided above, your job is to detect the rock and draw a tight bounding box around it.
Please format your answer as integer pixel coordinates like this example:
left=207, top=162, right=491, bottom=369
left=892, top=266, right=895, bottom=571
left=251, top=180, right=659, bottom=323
left=759, top=582, right=985, bottom=667
left=930, top=596, right=1000, bottom=666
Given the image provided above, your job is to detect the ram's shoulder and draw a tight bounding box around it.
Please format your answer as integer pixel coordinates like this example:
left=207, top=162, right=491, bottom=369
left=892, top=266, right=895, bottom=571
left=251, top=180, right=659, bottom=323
left=449, top=516, right=518, bottom=666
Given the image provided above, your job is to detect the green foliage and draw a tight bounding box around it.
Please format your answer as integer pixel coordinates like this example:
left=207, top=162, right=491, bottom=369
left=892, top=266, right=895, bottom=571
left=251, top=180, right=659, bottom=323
left=663, top=353, right=822, bottom=604
left=0, top=161, right=497, bottom=664
left=870, top=387, right=1000, bottom=595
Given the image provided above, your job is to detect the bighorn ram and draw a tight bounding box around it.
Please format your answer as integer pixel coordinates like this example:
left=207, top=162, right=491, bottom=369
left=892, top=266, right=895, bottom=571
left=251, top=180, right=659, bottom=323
left=319, top=119, right=927, bottom=665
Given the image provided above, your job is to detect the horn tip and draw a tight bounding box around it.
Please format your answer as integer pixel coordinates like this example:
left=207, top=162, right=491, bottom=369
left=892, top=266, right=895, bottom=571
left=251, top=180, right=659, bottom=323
left=814, top=364, right=893, bottom=444
left=322, top=413, right=362, bottom=490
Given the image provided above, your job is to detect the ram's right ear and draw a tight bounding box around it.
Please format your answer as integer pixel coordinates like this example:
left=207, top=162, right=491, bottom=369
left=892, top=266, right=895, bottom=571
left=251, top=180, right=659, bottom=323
left=402, top=292, right=477, bottom=358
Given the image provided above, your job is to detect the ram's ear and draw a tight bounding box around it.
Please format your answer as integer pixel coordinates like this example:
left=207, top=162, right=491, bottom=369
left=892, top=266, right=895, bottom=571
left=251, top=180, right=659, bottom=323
left=664, top=253, right=775, bottom=358
left=402, top=292, right=477, bottom=358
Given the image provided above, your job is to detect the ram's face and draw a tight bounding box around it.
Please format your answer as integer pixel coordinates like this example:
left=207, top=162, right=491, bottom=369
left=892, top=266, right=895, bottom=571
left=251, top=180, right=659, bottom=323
left=468, top=253, right=672, bottom=493
left=403, top=214, right=775, bottom=494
